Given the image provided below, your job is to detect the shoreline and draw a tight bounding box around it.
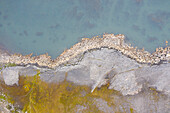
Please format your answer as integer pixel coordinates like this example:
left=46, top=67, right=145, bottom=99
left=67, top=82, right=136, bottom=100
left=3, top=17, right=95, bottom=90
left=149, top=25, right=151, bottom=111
left=1, top=34, right=170, bottom=113
left=0, top=33, right=170, bottom=68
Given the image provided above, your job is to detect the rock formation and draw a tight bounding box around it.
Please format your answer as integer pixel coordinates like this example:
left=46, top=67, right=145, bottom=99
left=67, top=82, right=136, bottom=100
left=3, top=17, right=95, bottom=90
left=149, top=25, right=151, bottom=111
left=0, top=34, right=169, bottom=68
left=0, top=33, right=170, bottom=113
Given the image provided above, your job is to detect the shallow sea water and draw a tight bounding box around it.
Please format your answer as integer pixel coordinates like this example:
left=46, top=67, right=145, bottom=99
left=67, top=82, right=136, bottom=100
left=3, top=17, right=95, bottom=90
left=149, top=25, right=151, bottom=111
left=0, top=0, right=170, bottom=58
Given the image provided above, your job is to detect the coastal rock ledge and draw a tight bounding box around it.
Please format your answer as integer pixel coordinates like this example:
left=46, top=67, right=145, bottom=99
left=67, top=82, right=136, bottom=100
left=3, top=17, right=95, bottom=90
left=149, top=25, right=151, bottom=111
left=0, top=34, right=170, bottom=68
left=0, top=33, right=170, bottom=113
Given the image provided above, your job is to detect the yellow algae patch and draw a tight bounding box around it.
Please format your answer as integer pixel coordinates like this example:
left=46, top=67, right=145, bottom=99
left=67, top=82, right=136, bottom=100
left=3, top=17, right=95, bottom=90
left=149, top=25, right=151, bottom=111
left=0, top=72, right=126, bottom=113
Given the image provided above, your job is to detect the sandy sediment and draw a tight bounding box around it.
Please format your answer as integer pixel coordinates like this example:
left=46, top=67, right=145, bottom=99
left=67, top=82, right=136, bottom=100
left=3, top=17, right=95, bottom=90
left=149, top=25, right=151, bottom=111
left=0, top=33, right=169, bottom=68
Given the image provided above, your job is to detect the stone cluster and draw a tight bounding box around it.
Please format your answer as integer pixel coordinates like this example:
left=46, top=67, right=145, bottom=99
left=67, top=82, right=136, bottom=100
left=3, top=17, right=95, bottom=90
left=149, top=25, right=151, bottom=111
left=151, top=47, right=170, bottom=63
left=0, top=33, right=169, bottom=68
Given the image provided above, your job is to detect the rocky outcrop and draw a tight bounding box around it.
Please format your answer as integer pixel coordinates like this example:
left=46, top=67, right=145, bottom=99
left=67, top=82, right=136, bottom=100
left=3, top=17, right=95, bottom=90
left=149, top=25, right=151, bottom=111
left=1, top=47, right=170, bottom=112
left=1, top=48, right=169, bottom=96
left=0, top=34, right=169, bottom=68
left=0, top=33, right=170, bottom=112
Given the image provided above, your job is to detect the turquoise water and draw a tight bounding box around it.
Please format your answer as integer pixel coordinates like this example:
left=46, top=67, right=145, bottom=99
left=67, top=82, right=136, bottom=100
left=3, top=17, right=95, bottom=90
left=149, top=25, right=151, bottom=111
left=0, top=0, right=170, bottom=58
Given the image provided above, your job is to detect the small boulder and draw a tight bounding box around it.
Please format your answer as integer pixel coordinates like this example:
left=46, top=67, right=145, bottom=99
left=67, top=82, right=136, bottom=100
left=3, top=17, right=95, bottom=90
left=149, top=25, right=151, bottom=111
left=2, top=67, right=23, bottom=86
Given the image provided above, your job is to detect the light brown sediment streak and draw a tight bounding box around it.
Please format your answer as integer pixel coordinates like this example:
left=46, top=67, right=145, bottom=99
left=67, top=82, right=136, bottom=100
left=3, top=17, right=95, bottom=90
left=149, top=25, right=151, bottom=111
left=0, top=33, right=169, bottom=68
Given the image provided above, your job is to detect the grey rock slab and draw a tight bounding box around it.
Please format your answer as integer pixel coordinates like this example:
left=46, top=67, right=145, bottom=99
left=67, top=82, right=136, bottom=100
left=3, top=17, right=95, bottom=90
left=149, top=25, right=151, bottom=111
left=136, top=63, right=170, bottom=96
left=19, top=66, right=38, bottom=76
left=109, top=63, right=170, bottom=96
left=1, top=66, right=24, bottom=86
left=40, top=70, right=65, bottom=83
left=79, top=48, right=142, bottom=92
left=66, top=65, right=94, bottom=86
left=109, top=69, right=143, bottom=96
